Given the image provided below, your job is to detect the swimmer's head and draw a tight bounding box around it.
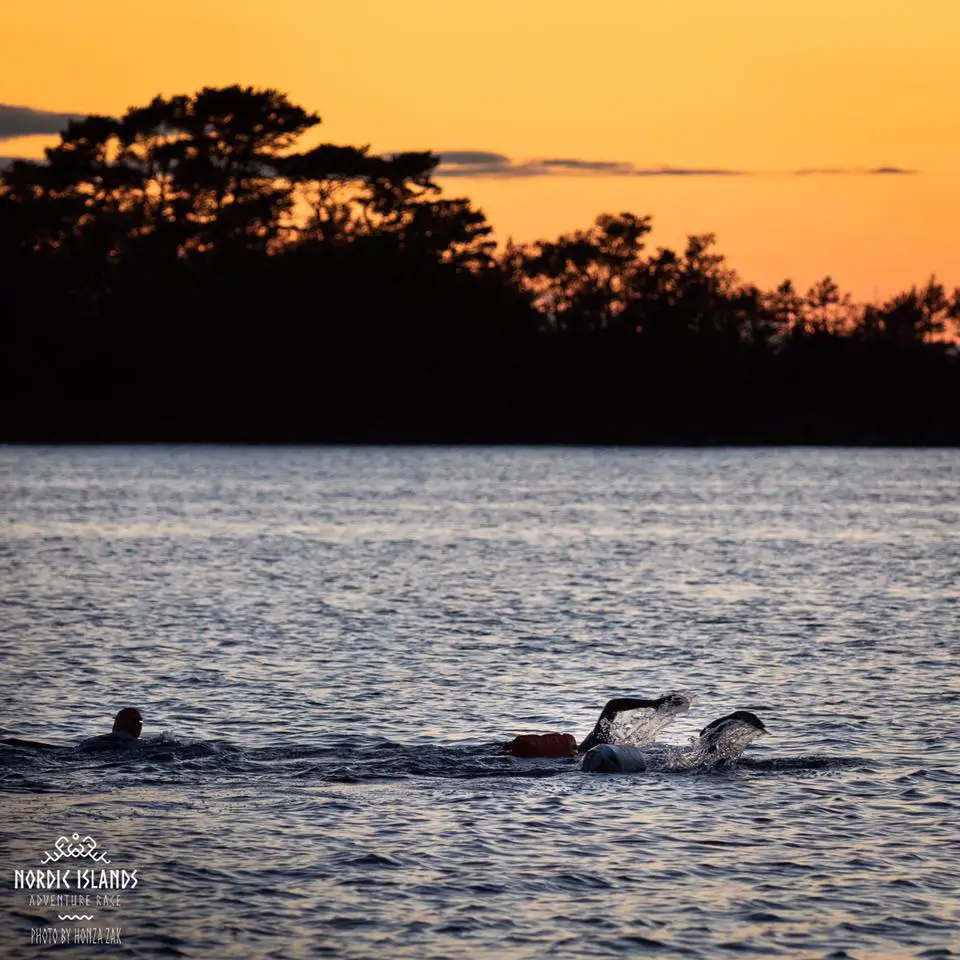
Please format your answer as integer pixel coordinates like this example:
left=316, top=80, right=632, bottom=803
left=112, top=708, right=143, bottom=738
left=699, top=710, right=767, bottom=740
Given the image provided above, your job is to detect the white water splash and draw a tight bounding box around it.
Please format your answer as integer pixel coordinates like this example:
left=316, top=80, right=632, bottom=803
left=608, top=692, right=696, bottom=747
left=654, top=718, right=768, bottom=772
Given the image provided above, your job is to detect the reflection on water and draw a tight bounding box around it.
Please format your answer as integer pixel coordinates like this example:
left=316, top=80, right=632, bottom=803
left=1, top=447, right=958, bottom=958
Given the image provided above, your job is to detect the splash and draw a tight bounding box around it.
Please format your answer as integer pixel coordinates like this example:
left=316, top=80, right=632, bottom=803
left=608, top=693, right=696, bottom=748
left=656, top=716, right=768, bottom=772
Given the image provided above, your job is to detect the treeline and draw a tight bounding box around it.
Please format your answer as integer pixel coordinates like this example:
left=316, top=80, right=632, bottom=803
left=3, top=85, right=958, bottom=443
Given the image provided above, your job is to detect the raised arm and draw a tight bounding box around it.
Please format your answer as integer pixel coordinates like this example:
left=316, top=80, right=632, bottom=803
left=578, top=693, right=692, bottom=753
left=578, top=697, right=660, bottom=753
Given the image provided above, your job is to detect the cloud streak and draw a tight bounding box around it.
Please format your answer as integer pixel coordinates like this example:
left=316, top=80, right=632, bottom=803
left=0, top=104, right=79, bottom=141
left=436, top=153, right=747, bottom=178
left=436, top=151, right=917, bottom=179
left=1, top=116, right=918, bottom=185
left=794, top=165, right=916, bottom=176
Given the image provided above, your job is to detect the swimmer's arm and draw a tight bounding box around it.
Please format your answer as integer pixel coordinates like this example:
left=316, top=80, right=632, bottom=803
left=578, top=697, right=665, bottom=753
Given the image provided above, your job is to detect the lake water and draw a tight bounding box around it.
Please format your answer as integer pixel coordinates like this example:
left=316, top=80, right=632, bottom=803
left=1, top=447, right=958, bottom=959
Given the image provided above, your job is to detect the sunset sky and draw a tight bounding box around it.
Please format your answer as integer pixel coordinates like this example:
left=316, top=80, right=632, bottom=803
left=2, top=0, right=957, bottom=298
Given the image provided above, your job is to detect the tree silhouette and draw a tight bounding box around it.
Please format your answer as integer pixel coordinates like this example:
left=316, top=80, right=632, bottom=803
left=506, top=213, right=653, bottom=334
left=858, top=280, right=960, bottom=346
left=2, top=85, right=958, bottom=444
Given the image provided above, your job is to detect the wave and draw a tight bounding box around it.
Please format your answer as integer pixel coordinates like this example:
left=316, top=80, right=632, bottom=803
left=0, top=732, right=873, bottom=786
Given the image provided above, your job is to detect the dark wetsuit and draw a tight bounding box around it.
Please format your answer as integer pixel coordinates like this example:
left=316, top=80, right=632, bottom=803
left=75, top=732, right=139, bottom=752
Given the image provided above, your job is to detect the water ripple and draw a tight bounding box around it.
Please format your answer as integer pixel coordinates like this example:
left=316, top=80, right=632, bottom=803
left=1, top=447, right=958, bottom=959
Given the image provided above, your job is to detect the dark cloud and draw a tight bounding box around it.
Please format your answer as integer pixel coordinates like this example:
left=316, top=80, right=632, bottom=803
left=438, top=163, right=544, bottom=178
left=440, top=151, right=511, bottom=166
left=0, top=104, right=79, bottom=141
left=436, top=152, right=919, bottom=180
left=436, top=152, right=748, bottom=179
left=541, top=158, right=634, bottom=173
left=436, top=152, right=529, bottom=178
left=794, top=166, right=917, bottom=176
left=631, top=165, right=746, bottom=177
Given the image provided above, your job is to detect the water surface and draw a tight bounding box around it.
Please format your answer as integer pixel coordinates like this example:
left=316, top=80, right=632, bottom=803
left=1, top=447, right=958, bottom=958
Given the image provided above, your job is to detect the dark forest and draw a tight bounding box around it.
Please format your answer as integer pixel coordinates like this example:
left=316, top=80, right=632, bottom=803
left=3, top=86, right=958, bottom=443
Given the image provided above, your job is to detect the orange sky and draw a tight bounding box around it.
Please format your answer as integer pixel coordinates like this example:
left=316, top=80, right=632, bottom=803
left=2, top=0, right=957, bottom=298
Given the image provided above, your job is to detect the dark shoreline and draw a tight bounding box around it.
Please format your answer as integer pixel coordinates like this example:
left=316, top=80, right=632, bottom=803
left=4, top=87, right=958, bottom=454
left=4, top=427, right=960, bottom=447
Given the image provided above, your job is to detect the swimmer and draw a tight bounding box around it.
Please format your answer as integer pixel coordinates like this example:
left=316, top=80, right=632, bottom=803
left=698, top=710, right=766, bottom=752
left=582, top=709, right=768, bottom=773
left=77, top=707, right=143, bottom=752
left=1, top=708, right=143, bottom=752
left=504, top=693, right=691, bottom=759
